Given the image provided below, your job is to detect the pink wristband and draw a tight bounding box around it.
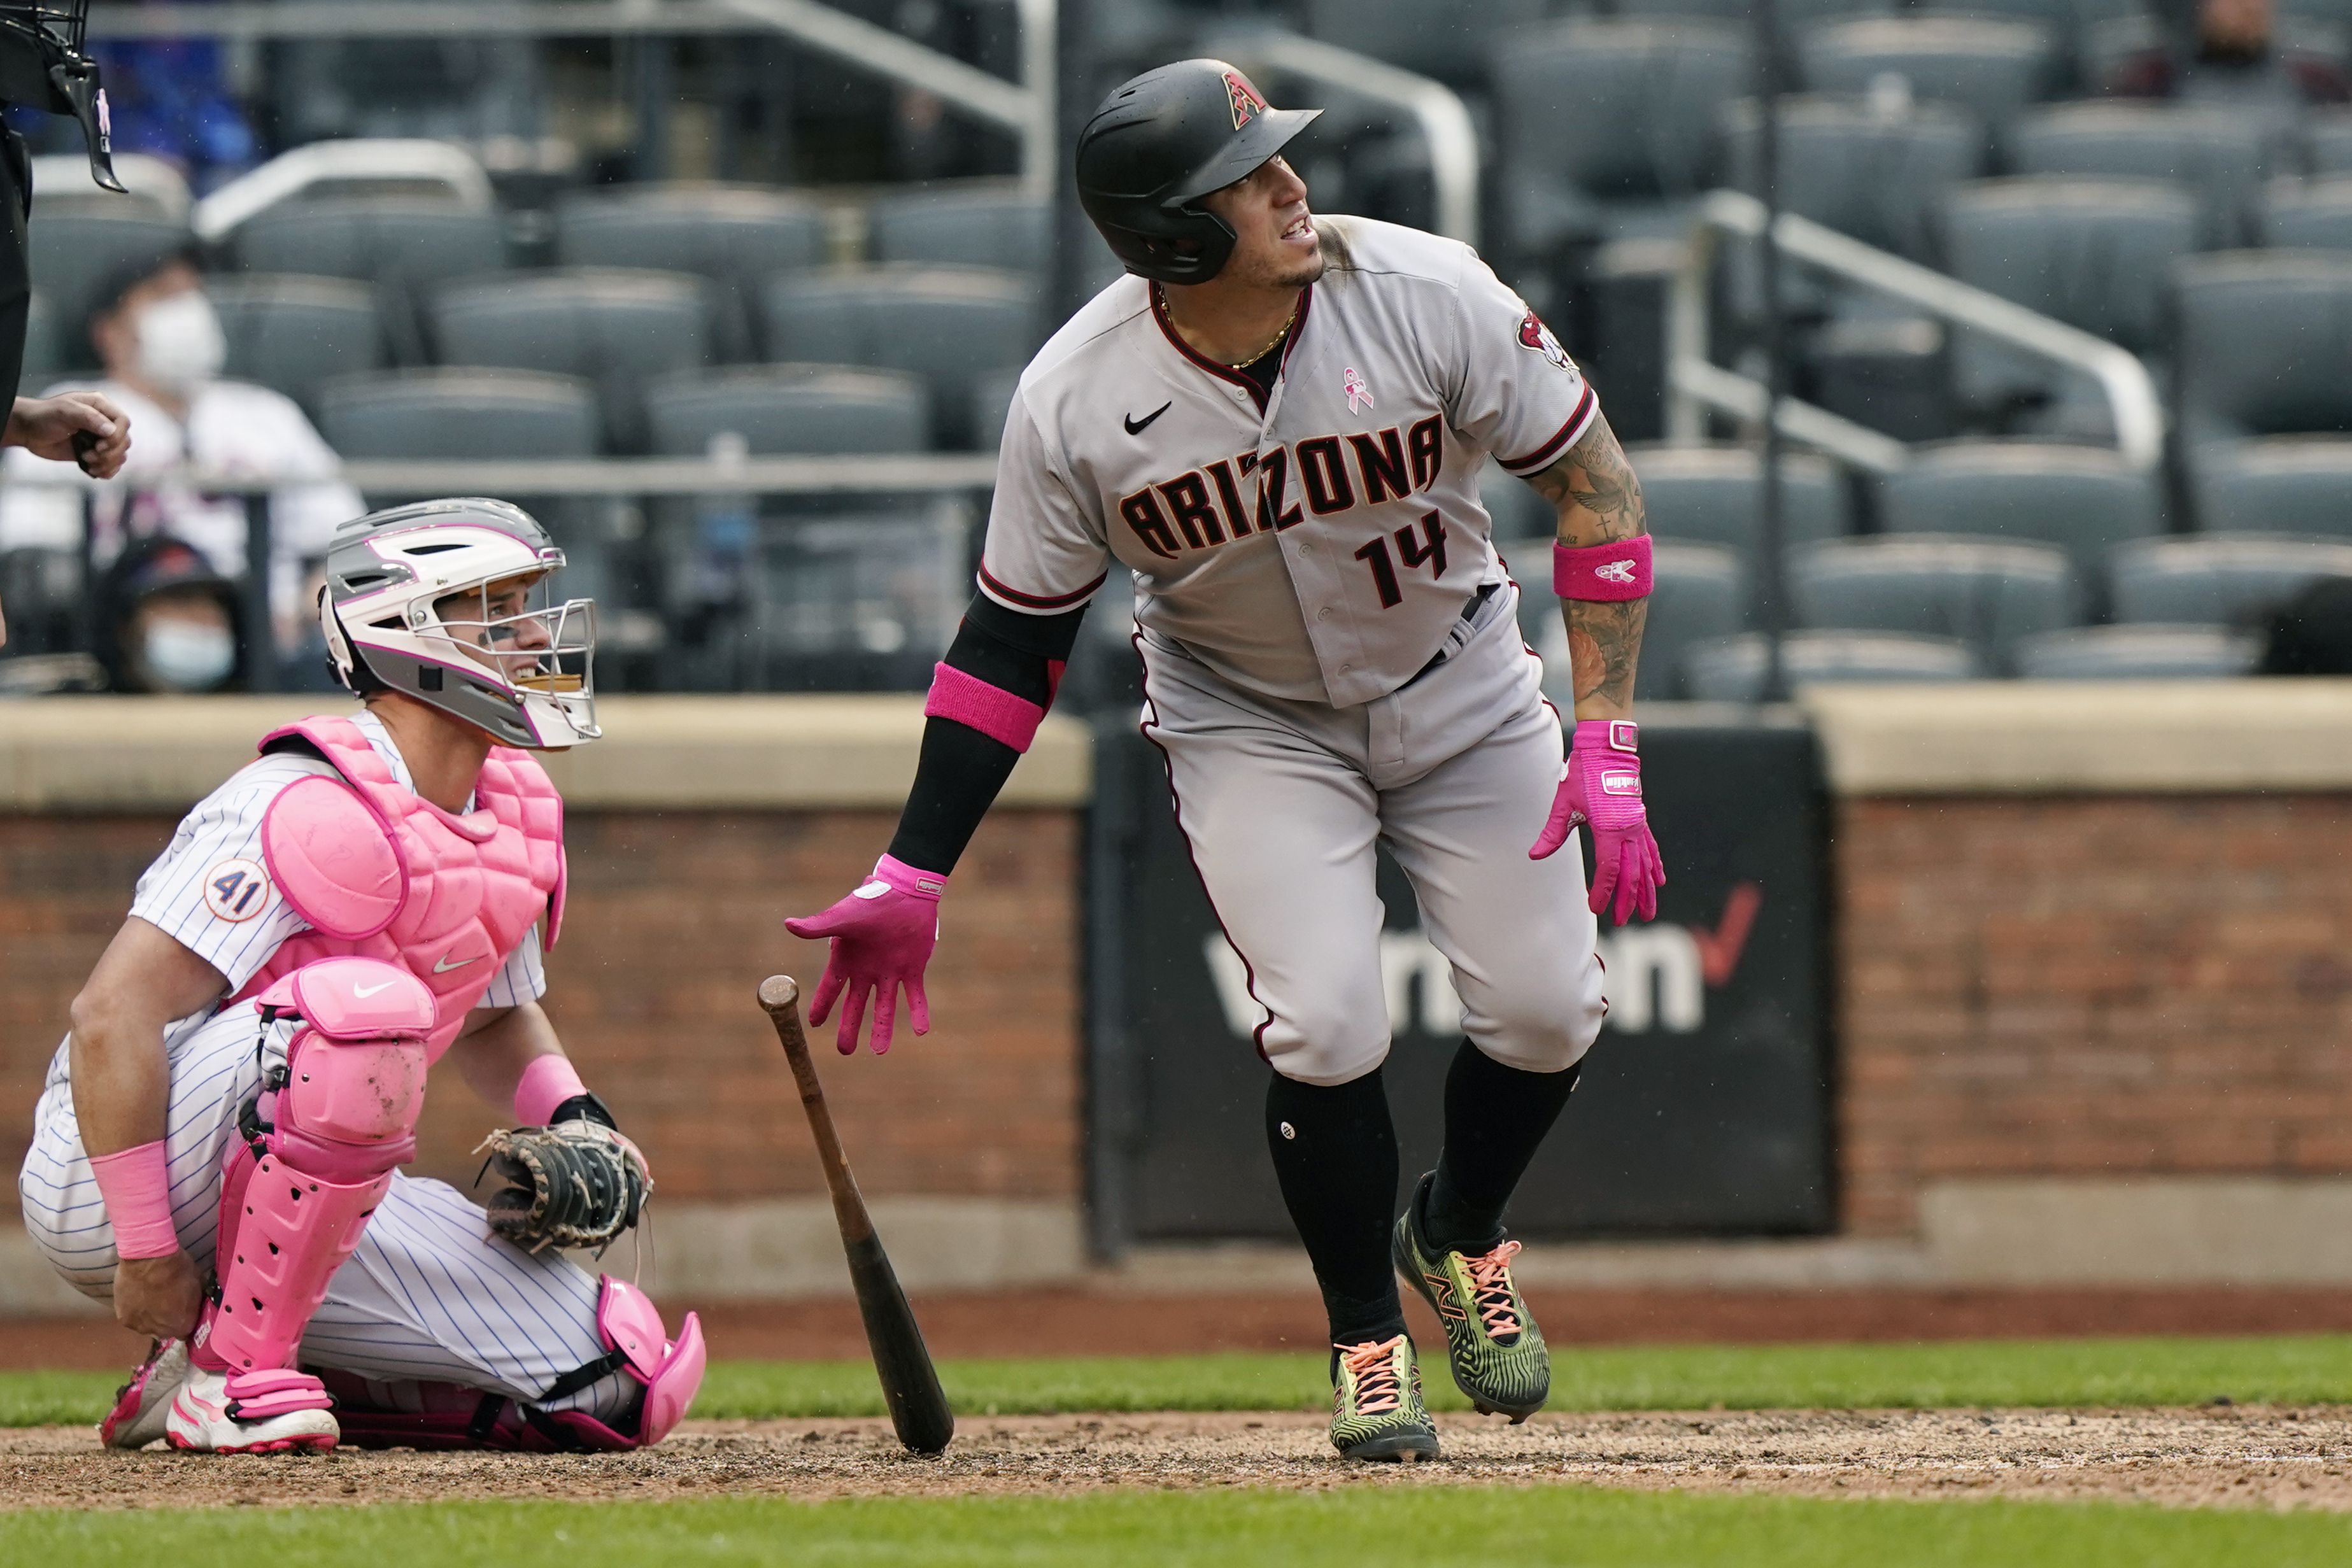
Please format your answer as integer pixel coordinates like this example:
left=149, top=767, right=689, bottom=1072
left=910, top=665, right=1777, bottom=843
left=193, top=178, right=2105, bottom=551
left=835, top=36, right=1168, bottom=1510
left=1554, top=535, right=1654, bottom=602
left=514, top=1054, right=589, bottom=1127
left=925, top=663, right=1047, bottom=752
left=89, top=1140, right=180, bottom=1260
left=872, top=853, right=947, bottom=900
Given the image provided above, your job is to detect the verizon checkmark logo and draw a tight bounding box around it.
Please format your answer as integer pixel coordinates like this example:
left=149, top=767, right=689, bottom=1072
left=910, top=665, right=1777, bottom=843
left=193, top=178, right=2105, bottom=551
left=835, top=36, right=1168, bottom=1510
left=1691, top=882, right=1762, bottom=987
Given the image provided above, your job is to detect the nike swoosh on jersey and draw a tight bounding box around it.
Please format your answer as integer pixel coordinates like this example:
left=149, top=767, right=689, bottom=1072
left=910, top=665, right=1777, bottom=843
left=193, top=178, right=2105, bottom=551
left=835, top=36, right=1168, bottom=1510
left=433, top=953, right=481, bottom=974
left=351, top=980, right=396, bottom=998
left=1124, top=401, right=1173, bottom=435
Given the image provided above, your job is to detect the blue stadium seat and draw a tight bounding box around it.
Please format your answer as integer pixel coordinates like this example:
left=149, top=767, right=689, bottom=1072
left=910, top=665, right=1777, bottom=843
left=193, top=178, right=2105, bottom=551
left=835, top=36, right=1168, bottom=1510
left=1876, top=441, right=2162, bottom=588
left=1305, top=0, right=1551, bottom=87
left=1939, top=178, right=2200, bottom=418
left=1721, top=94, right=1985, bottom=265
left=1627, top=444, right=1852, bottom=579
left=2260, top=176, right=2352, bottom=251
left=1480, top=460, right=1555, bottom=544
left=759, top=265, right=1038, bottom=449
left=554, top=185, right=828, bottom=362
left=2013, top=624, right=2260, bottom=678
left=1683, top=630, right=1980, bottom=699
left=868, top=189, right=1051, bottom=274
left=2008, top=103, right=2269, bottom=245
left=2109, top=534, right=2352, bottom=623
left=1489, top=20, right=1755, bottom=254
left=2188, top=438, right=2352, bottom=538
left=1643, top=542, right=1747, bottom=701
left=429, top=269, right=712, bottom=453
left=1797, top=18, right=2060, bottom=141
left=231, top=200, right=507, bottom=362
left=210, top=275, right=384, bottom=421
left=971, top=365, right=1024, bottom=455
left=644, top=365, right=930, bottom=457
left=2172, top=252, right=2352, bottom=441
left=1792, top=534, right=2078, bottom=668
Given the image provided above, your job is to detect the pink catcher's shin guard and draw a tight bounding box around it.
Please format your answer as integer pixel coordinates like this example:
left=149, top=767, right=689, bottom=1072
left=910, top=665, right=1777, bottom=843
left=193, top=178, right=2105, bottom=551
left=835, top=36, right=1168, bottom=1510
left=195, top=958, right=433, bottom=1377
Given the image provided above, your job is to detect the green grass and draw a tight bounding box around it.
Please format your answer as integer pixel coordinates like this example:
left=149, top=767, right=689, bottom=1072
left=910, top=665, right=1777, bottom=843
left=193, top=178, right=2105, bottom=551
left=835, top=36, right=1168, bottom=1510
left=16, top=1334, right=2352, bottom=1429
left=5, top=1487, right=2351, bottom=1567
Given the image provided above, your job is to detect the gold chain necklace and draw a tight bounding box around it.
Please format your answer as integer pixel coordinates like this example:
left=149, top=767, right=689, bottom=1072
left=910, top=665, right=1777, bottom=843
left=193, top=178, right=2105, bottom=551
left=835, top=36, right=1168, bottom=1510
left=1224, top=299, right=1300, bottom=368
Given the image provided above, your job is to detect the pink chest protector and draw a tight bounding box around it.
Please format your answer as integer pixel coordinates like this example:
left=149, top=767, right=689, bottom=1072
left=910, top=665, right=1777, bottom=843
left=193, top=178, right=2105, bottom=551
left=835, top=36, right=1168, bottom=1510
left=232, top=716, right=567, bottom=1062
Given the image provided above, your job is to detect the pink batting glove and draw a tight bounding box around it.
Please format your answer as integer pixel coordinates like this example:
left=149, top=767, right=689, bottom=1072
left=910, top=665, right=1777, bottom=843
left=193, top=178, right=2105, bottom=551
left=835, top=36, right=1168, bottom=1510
left=1529, top=719, right=1666, bottom=926
left=782, top=854, right=944, bottom=1056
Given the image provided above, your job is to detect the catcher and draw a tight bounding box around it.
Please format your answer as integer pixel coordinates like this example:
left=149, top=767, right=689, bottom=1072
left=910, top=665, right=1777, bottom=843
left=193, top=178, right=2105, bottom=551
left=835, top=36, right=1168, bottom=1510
left=16, top=498, right=704, bottom=1455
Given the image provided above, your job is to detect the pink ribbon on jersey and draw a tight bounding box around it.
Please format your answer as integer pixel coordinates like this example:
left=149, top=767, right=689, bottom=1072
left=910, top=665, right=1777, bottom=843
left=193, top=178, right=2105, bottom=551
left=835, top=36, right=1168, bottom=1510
left=1343, top=366, right=1373, bottom=414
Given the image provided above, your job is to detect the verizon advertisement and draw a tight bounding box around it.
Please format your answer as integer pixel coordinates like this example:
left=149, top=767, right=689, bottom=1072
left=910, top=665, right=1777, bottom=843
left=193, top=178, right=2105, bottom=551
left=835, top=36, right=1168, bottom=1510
left=1086, top=717, right=1832, bottom=1245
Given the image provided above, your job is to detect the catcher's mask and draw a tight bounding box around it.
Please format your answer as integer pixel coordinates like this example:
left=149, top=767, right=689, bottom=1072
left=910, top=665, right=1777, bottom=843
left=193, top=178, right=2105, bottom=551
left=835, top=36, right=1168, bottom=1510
left=0, top=0, right=121, bottom=192
left=321, top=497, right=601, bottom=751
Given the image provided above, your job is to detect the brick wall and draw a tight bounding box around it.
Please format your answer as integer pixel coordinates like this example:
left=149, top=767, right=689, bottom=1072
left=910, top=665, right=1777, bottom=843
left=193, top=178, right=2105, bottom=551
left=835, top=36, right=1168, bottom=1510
left=1839, top=794, right=2352, bottom=1234
left=0, top=810, right=1082, bottom=1216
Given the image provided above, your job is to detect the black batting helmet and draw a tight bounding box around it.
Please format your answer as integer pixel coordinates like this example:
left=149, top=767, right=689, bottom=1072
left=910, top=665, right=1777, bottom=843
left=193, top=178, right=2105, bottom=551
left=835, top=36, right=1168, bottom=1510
left=1075, top=59, right=1320, bottom=285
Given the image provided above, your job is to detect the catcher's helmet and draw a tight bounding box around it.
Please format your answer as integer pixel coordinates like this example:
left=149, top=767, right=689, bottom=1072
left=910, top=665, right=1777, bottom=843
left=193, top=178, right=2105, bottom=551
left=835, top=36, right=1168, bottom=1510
left=1076, top=59, right=1320, bottom=285
left=320, top=497, right=601, bottom=750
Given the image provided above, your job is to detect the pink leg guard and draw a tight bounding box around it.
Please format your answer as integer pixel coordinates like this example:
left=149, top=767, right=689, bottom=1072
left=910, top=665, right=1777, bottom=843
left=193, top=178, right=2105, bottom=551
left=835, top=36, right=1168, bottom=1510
left=195, top=958, right=432, bottom=1378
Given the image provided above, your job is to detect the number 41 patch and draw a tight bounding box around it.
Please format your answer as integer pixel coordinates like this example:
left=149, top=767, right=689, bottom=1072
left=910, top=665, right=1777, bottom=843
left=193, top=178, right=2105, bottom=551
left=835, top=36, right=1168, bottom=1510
left=203, top=858, right=272, bottom=922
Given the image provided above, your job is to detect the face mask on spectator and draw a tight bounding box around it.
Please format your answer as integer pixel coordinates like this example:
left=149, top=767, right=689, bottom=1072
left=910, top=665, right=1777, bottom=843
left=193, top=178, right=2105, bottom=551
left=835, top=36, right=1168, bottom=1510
left=134, top=291, right=227, bottom=397
left=139, top=618, right=237, bottom=691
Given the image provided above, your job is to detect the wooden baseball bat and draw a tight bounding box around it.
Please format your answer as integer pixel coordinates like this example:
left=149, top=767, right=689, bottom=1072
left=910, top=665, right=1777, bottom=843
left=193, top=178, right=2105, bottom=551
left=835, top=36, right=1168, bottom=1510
left=757, top=975, right=954, bottom=1455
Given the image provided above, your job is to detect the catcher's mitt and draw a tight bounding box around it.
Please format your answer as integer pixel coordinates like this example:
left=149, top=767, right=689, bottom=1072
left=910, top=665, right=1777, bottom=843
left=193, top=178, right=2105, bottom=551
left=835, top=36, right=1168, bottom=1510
left=474, top=1120, right=651, bottom=1254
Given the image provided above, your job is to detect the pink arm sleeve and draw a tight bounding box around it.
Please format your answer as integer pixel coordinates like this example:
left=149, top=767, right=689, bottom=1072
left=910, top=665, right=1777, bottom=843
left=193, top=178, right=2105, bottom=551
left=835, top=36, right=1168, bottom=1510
left=89, top=1140, right=180, bottom=1260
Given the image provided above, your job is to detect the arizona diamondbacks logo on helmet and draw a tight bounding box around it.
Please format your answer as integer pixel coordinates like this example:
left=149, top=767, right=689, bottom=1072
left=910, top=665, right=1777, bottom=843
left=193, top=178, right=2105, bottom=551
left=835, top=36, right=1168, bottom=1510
left=1224, top=70, right=1266, bottom=129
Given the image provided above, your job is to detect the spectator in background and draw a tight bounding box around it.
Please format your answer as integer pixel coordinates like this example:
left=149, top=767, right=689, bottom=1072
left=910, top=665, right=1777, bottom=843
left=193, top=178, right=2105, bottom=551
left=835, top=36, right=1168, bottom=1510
left=2108, top=0, right=2351, bottom=120
left=94, top=533, right=242, bottom=693
left=0, top=246, right=362, bottom=662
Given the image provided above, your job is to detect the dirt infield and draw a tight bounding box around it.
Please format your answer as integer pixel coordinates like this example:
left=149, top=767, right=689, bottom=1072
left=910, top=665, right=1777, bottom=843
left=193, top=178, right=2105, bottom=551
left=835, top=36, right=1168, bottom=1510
left=8, top=1406, right=2352, bottom=1513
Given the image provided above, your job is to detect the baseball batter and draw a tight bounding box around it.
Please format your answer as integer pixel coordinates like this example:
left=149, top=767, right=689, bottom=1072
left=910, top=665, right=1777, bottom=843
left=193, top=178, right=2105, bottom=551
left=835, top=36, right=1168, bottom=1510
left=18, top=498, right=704, bottom=1454
left=788, top=60, right=1663, bottom=1462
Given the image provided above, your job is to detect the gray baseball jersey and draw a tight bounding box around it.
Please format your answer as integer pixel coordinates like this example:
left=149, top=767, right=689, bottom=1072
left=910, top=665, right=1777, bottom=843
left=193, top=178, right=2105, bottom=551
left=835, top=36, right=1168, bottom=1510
left=982, top=215, right=1596, bottom=707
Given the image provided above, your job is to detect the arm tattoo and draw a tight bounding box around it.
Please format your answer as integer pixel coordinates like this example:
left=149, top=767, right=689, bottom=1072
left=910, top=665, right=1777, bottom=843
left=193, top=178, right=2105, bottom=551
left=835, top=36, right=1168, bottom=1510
left=1527, top=413, right=1649, bottom=714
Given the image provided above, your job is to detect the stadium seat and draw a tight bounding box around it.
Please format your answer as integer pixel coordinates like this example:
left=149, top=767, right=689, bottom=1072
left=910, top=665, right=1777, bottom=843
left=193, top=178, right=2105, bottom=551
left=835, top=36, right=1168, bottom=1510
left=1305, top=0, right=1551, bottom=86
left=2261, top=176, right=2352, bottom=251
left=1720, top=94, right=1985, bottom=264
left=1791, top=533, right=2078, bottom=668
left=2316, top=111, right=2352, bottom=174
left=2108, top=534, right=2352, bottom=623
left=231, top=199, right=507, bottom=361
left=553, top=185, right=828, bottom=362
left=759, top=265, right=1038, bottom=449
left=1939, top=178, right=2200, bottom=416
left=2008, top=104, right=2268, bottom=245
left=1642, top=542, right=1748, bottom=701
left=868, top=189, right=1051, bottom=274
left=209, top=275, right=384, bottom=421
left=1796, top=18, right=2060, bottom=139
left=2172, top=252, right=2352, bottom=441
left=754, top=504, right=969, bottom=691
left=645, top=365, right=930, bottom=457
left=1619, top=0, right=1893, bottom=59
left=1481, top=460, right=1555, bottom=544
left=1683, top=630, right=1980, bottom=700
left=2012, top=624, right=2260, bottom=678
left=27, top=212, right=189, bottom=369
left=2188, top=438, right=2352, bottom=538
left=429, top=269, right=712, bottom=453
left=1877, top=442, right=2162, bottom=589
left=1626, top=444, right=1852, bottom=579
left=272, top=35, right=544, bottom=145
left=1488, top=20, right=1755, bottom=254
left=21, top=289, right=58, bottom=390
left=971, top=365, right=1023, bottom=454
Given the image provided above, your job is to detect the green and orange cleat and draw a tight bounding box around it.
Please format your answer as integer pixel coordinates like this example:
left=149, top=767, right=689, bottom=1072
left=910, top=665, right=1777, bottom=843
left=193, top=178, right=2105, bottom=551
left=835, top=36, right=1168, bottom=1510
left=1328, top=1334, right=1441, bottom=1462
left=1394, top=1173, right=1551, bottom=1422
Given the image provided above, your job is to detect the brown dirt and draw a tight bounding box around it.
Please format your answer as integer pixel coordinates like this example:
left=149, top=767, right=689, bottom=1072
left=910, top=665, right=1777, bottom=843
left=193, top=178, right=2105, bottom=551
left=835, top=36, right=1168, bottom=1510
left=26, top=1286, right=2352, bottom=1371
left=8, top=1406, right=2352, bottom=1513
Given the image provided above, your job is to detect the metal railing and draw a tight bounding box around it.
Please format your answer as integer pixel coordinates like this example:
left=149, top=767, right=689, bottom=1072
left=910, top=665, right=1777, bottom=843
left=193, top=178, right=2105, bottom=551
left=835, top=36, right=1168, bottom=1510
left=83, top=1, right=1059, bottom=203
left=1214, top=29, right=1480, bottom=246
left=1669, top=188, right=2167, bottom=474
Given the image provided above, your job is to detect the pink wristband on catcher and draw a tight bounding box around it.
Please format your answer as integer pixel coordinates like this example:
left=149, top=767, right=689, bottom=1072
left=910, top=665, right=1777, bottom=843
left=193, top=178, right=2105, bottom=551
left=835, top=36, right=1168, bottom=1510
left=90, top=1140, right=180, bottom=1260
left=1554, top=535, right=1654, bottom=602
left=514, top=1054, right=589, bottom=1127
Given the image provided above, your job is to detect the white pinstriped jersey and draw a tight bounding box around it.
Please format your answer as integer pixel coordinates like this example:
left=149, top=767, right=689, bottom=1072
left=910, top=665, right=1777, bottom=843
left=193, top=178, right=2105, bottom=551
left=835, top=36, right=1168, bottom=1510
left=981, top=215, right=1598, bottom=707
left=120, top=707, right=544, bottom=1064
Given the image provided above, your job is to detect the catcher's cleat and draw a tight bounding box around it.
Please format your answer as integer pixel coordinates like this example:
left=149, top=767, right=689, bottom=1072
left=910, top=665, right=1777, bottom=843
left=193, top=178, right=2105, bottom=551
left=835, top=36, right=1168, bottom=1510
left=1329, top=1334, right=1440, bottom=1462
left=166, top=1366, right=339, bottom=1454
left=1394, top=1173, right=1550, bottom=1422
left=101, top=1337, right=189, bottom=1450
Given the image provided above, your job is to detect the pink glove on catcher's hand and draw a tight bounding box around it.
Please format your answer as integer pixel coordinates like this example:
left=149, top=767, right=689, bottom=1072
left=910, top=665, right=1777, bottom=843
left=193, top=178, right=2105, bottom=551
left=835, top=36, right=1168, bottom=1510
left=1529, top=719, right=1666, bottom=926
left=783, top=855, right=945, bottom=1056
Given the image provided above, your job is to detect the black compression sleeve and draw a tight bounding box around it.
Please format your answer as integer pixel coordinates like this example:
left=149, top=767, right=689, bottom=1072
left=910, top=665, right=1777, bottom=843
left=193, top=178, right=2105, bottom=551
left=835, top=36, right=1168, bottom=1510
left=884, top=595, right=1088, bottom=876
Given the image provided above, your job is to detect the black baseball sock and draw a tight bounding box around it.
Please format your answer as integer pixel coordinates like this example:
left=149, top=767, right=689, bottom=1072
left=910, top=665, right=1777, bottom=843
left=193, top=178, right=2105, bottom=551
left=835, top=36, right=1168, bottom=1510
left=1420, top=1040, right=1583, bottom=1255
left=1265, top=1067, right=1406, bottom=1353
